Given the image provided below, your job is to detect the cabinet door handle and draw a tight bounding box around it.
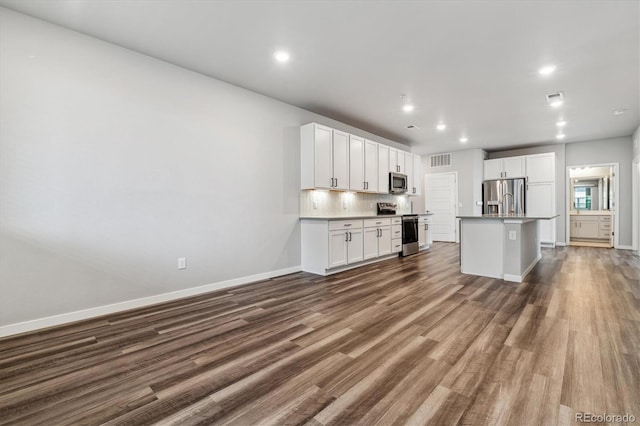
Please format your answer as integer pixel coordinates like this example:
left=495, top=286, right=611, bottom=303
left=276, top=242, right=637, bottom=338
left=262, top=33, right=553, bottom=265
left=349, top=232, right=352, bottom=241
left=335, top=178, right=338, bottom=187
left=345, top=231, right=349, bottom=242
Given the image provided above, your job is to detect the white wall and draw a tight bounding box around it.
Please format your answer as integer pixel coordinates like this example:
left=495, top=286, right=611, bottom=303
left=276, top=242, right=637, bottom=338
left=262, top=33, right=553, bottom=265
left=489, top=144, right=566, bottom=243
left=565, top=137, right=634, bottom=247
left=413, top=149, right=485, bottom=216
left=0, top=8, right=407, bottom=329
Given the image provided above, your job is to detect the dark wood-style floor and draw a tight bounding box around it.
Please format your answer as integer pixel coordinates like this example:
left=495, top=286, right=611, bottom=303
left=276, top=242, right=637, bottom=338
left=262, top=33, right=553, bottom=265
left=1, top=243, right=639, bottom=425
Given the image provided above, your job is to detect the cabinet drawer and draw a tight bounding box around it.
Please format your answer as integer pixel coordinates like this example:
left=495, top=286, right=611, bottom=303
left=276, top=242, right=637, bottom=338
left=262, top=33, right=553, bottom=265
left=364, top=218, right=391, bottom=228
left=599, top=230, right=610, bottom=239
left=329, top=220, right=363, bottom=231
left=599, top=216, right=611, bottom=223
left=392, top=225, right=402, bottom=239
left=391, top=239, right=402, bottom=253
left=418, top=215, right=432, bottom=224
left=570, top=216, right=598, bottom=222
left=391, top=217, right=402, bottom=225
left=599, top=223, right=611, bottom=230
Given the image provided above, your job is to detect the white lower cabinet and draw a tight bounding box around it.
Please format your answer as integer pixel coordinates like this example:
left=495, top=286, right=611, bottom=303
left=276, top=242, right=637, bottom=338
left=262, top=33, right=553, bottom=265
left=570, top=215, right=611, bottom=241
left=328, top=220, right=363, bottom=268
left=301, top=217, right=399, bottom=275
left=363, top=218, right=391, bottom=260
left=418, top=215, right=433, bottom=248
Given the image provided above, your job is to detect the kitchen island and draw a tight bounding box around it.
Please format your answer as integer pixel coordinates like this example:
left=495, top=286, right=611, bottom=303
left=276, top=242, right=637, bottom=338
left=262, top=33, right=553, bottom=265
left=457, top=214, right=558, bottom=283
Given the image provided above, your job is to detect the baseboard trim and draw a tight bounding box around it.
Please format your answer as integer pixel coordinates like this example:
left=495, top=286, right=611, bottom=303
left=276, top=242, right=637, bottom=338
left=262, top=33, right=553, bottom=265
left=555, top=242, right=567, bottom=247
left=503, top=253, right=542, bottom=283
left=617, top=245, right=634, bottom=250
left=0, top=265, right=302, bottom=338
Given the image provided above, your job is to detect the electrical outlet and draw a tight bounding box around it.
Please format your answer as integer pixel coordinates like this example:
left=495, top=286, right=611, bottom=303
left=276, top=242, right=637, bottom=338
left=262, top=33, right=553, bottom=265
left=508, top=231, right=516, bottom=241
left=343, top=200, right=347, bottom=209
left=178, top=257, right=187, bottom=270
left=313, top=201, right=318, bottom=209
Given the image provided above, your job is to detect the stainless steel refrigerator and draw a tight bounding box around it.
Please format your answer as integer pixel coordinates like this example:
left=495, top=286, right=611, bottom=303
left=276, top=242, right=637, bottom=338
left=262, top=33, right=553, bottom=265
left=482, top=178, right=526, bottom=215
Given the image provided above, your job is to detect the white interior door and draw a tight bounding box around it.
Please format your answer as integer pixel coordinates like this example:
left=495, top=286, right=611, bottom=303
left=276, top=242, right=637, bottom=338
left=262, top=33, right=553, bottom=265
left=425, top=173, right=457, bottom=242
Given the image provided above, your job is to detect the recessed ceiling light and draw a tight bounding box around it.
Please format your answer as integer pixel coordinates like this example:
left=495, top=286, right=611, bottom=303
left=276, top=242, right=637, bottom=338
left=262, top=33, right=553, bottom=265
left=550, top=100, right=563, bottom=108
left=436, top=123, right=446, bottom=131
left=274, top=50, right=290, bottom=63
left=556, top=133, right=566, bottom=140
left=402, top=104, right=415, bottom=113
left=459, top=137, right=468, bottom=143
left=556, top=120, right=567, bottom=127
left=613, top=109, right=626, bottom=115
left=538, top=65, right=556, bottom=76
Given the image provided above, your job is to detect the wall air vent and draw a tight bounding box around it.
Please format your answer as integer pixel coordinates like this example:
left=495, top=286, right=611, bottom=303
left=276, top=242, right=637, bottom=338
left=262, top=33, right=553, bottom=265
left=546, top=91, right=564, bottom=103
left=429, top=153, right=452, bottom=168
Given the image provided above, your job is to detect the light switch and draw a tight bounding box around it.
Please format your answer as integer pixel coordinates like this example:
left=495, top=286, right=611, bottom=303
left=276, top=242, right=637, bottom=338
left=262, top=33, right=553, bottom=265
left=508, top=231, right=517, bottom=240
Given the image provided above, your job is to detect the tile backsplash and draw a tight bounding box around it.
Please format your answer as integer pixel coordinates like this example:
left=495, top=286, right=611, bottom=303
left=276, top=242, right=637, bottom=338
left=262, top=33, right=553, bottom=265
left=300, top=190, right=414, bottom=217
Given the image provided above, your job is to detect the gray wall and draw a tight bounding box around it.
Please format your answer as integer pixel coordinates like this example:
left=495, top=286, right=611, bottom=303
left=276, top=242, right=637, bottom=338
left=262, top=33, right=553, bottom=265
left=488, top=144, right=566, bottom=243
left=0, top=8, right=407, bottom=327
left=412, top=149, right=485, bottom=217
left=565, top=137, right=634, bottom=247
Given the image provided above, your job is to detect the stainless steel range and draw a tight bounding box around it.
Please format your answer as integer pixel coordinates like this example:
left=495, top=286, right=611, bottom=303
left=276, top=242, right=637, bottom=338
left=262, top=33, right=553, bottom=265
left=401, top=215, right=419, bottom=256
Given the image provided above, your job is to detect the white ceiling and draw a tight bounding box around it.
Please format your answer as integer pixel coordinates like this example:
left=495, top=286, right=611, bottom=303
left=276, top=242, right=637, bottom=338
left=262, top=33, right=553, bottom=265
left=1, top=0, right=638, bottom=155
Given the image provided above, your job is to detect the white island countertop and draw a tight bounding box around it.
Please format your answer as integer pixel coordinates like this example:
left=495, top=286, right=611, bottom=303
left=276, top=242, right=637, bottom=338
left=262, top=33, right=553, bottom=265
left=456, top=214, right=559, bottom=220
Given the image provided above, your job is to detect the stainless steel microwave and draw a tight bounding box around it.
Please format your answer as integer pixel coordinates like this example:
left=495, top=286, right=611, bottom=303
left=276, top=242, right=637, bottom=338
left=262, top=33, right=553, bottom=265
left=389, top=172, right=408, bottom=194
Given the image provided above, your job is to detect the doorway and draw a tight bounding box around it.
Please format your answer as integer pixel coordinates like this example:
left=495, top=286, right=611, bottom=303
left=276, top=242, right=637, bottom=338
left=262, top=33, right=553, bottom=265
left=565, top=163, right=619, bottom=248
left=424, top=172, right=458, bottom=242
left=633, top=155, right=639, bottom=255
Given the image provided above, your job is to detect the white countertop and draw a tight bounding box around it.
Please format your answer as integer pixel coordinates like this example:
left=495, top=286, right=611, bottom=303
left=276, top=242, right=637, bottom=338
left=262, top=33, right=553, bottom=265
left=457, top=214, right=559, bottom=220
left=569, top=211, right=612, bottom=216
left=300, top=212, right=434, bottom=220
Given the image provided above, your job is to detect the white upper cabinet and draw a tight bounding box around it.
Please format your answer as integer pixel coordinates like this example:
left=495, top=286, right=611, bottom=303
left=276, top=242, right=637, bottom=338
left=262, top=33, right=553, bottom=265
left=409, top=154, right=422, bottom=196
left=378, top=144, right=389, bottom=194
left=525, top=153, right=555, bottom=183
left=332, top=130, right=349, bottom=190
left=503, top=157, right=525, bottom=178
left=389, top=148, right=399, bottom=173
left=397, top=151, right=406, bottom=174
left=389, top=148, right=410, bottom=174
left=364, top=140, right=378, bottom=193
left=484, top=156, right=526, bottom=180
left=311, top=124, right=333, bottom=189
left=301, top=123, right=349, bottom=190
left=484, top=159, right=503, bottom=180
left=406, top=154, right=414, bottom=195
left=301, top=123, right=409, bottom=194
left=349, top=135, right=365, bottom=191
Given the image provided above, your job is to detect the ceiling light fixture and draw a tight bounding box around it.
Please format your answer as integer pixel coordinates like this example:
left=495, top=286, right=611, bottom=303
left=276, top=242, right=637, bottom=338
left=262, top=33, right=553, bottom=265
left=550, top=100, right=563, bottom=108
left=402, top=104, right=415, bottom=113
left=538, top=65, right=556, bottom=76
left=274, top=50, right=290, bottom=63
left=556, top=120, right=567, bottom=127
left=556, top=133, right=566, bottom=140
left=436, top=123, right=446, bottom=131
left=613, top=109, right=626, bottom=115
left=459, top=137, right=468, bottom=143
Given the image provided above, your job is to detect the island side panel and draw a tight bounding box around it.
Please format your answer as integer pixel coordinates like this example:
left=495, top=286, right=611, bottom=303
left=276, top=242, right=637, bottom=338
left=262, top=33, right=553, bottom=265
left=503, top=220, right=541, bottom=282
left=460, top=219, right=504, bottom=279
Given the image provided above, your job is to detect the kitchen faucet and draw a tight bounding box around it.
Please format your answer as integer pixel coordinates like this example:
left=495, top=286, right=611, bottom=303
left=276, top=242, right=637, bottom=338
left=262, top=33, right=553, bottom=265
left=503, top=192, right=514, bottom=214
